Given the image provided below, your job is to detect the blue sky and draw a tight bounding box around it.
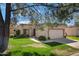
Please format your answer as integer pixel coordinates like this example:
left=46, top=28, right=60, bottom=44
left=0, top=4, right=76, bottom=26
left=0, top=4, right=6, bottom=20
left=66, top=19, right=75, bottom=26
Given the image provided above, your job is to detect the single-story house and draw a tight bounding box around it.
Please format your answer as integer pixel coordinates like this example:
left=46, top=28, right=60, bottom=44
left=15, top=24, right=65, bottom=39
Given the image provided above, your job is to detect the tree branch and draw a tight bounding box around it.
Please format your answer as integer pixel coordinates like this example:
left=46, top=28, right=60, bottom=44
left=11, top=4, right=58, bottom=12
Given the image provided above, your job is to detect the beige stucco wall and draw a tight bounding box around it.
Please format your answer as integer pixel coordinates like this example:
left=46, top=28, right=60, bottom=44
left=16, top=24, right=34, bottom=36
left=64, top=27, right=79, bottom=36
left=10, top=24, right=15, bottom=36
left=36, top=30, right=48, bottom=38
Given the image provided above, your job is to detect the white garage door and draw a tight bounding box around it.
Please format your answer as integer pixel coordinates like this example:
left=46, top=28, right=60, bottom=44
left=49, top=29, right=64, bottom=39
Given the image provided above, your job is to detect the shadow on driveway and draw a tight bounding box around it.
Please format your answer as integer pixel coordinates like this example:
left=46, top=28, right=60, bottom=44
left=42, top=38, right=77, bottom=44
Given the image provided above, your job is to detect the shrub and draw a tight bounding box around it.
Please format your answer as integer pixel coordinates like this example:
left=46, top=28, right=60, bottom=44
left=15, top=34, right=25, bottom=38
left=15, top=30, right=20, bottom=37
left=48, top=37, right=50, bottom=39
left=38, top=36, right=47, bottom=41
left=19, top=34, right=29, bottom=38
left=14, top=34, right=30, bottom=38
left=19, top=34, right=25, bottom=38
left=76, top=35, right=79, bottom=37
left=10, top=35, right=14, bottom=38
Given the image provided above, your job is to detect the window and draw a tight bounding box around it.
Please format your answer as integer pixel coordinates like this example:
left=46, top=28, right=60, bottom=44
left=23, top=29, right=26, bottom=35
left=23, top=29, right=29, bottom=35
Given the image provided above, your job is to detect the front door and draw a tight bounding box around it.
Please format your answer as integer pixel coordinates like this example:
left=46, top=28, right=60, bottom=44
left=23, top=29, right=26, bottom=35
left=23, top=29, right=29, bottom=36
left=33, top=29, right=36, bottom=36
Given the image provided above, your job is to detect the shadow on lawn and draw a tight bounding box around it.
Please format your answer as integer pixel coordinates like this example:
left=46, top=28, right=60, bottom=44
left=4, top=51, right=56, bottom=56
left=22, top=52, right=56, bottom=56
left=45, top=42, right=63, bottom=47
left=1, top=43, right=62, bottom=56
left=5, top=42, right=61, bottom=56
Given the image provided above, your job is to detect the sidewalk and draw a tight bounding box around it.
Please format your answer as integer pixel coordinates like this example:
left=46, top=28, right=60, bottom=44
left=71, top=53, right=79, bottom=56
left=30, top=37, right=42, bottom=43
left=67, top=42, right=79, bottom=49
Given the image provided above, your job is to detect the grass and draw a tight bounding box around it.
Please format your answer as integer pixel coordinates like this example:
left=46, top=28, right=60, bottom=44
left=67, top=36, right=79, bottom=41
left=5, top=37, right=79, bottom=56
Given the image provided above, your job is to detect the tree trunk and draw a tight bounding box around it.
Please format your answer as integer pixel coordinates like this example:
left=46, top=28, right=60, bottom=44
left=0, top=3, right=11, bottom=53
left=0, top=8, right=5, bottom=52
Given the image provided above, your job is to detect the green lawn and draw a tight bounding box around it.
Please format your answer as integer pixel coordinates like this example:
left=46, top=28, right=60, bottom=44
left=6, top=38, right=79, bottom=56
left=67, top=36, right=79, bottom=41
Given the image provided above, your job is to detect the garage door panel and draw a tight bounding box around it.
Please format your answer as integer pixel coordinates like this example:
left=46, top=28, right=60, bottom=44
left=49, top=30, right=64, bottom=39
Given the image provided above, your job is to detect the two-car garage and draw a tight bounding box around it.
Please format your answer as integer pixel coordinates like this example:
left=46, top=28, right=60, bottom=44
left=36, top=28, right=64, bottom=39
left=49, top=29, right=64, bottom=39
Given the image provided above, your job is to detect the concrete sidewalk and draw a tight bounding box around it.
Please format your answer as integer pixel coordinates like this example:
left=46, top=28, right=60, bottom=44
left=30, top=37, right=42, bottom=43
left=67, top=42, right=79, bottom=49
left=71, top=53, right=79, bottom=56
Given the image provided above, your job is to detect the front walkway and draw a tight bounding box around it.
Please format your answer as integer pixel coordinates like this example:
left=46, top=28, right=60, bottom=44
left=67, top=42, right=79, bottom=49
left=30, top=37, right=42, bottom=43
left=71, top=53, right=79, bottom=56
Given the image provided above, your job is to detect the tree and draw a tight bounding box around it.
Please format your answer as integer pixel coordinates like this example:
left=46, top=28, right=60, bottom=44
left=0, top=3, right=42, bottom=52
left=53, top=3, right=79, bottom=24
left=43, top=10, right=54, bottom=39
left=0, top=3, right=11, bottom=52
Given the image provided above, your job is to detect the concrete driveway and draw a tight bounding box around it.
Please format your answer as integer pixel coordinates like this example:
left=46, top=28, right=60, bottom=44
left=42, top=38, right=77, bottom=44
left=41, top=38, right=79, bottom=49
left=31, top=38, right=79, bottom=49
